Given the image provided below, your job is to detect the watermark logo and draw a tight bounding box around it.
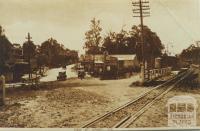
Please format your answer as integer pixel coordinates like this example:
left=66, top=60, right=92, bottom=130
left=167, top=95, right=198, bottom=127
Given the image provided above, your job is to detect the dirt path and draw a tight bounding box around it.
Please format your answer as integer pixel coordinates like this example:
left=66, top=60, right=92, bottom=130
left=0, top=75, right=151, bottom=128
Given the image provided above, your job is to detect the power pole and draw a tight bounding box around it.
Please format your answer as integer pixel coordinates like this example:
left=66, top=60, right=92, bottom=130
left=48, top=38, right=53, bottom=67
left=26, top=32, right=32, bottom=81
left=132, top=0, right=150, bottom=83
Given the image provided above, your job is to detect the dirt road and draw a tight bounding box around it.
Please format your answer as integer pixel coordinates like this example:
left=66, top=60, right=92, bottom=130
left=0, top=74, right=151, bottom=128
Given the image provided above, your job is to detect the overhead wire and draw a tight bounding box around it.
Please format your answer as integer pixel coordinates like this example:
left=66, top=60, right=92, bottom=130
left=157, top=0, right=196, bottom=43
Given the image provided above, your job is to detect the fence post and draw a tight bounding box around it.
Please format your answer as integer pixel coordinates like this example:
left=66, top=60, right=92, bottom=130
left=0, top=75, right=5, bottom=105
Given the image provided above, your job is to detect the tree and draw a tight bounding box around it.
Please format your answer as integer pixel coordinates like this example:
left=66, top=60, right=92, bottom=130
left=180, top=43, right=200, bottom=65
left=40, top=38, right=78, bottom=67
left=102, top=25, right=163, bottom=62
left=113, top=29, right=129, bottom=54
left=23, top=41, right=36, bottom=61
left=84, top=18, right=102, bottom=54
left=40, top=38, right=65, bottom=67
left=23, top=33, right=36, bottom=62
left=22, top=33, right=36, bottom=79
left=0, top=26, right=12, bottom=74
left=130, top=25, right=164, bottom=67
left=36, top=53, right=48, bottom=74
left=102, top=29, right=137, bottom=54
left=102, top=31, right=116, bottom=54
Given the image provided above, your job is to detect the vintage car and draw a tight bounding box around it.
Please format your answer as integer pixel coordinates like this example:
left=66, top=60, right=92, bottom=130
left=57, top=71, right=67, bottom=81
left=78, top=67, right=86, bottom=79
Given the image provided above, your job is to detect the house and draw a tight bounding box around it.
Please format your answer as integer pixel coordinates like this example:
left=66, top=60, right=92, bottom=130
left=101, top=55, right=118, bottom=79
left=80, top=54, right=139, bottom=79
left=161, top=55, right=179, bottom=70
left=79, top=54, right=94, bottom=73
left=93, top=55, right=104, bottom=77
left=102, top=55, right=139, bottom=79
left=110, top=55, right=139, bottom=70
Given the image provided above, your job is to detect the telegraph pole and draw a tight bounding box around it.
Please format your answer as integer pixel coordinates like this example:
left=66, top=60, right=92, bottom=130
left=26, top=32, right=32, bottom=81
left=48, top=38, right=53, bottom=67
left=132, top=0, right=150, bottom=83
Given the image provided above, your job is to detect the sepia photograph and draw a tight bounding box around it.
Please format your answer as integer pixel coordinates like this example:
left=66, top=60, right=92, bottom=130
left=0, top=0, right=200, bottom=130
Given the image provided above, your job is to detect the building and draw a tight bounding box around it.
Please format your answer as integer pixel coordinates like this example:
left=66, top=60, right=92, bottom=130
left=80, top=54, right=139, bottom=79
left=161, top=55, right=179, bottom=70
left=93, top=55, right=104, bottom=77
left=103, top=55, right=139, bottom=79
left=110, top=55, right=139, bottom=70
left=79, top=54, right=94, bottom=73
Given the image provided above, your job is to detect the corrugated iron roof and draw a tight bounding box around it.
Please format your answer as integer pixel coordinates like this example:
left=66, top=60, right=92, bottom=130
left=83, top=54, right=136, bottom=61
left=110, top=55, right=136, bottom=61
left=94, top=60, right=104, bottom=64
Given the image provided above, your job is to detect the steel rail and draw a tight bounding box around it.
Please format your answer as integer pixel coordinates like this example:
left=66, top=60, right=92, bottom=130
left=114, top=70, right=193, bottom=128
left=81, top=70, right=190, bottom=128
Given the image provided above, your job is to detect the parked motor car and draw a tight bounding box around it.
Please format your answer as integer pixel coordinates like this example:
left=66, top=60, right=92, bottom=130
left=78, top=70, right=85, bottom=80
left=78, top=67, right=85, bottom=80
left=57, top=71, right=67, bottom=81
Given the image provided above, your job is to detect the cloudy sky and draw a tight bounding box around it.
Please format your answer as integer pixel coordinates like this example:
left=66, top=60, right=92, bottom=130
left=0, top=0, right=200, bottom=54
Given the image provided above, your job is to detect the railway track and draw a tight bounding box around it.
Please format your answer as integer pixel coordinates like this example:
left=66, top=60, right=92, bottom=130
left=81, top=69, right=194, bottom=128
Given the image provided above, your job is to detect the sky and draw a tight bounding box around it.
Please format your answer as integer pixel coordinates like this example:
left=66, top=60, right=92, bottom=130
left=0, top=0, right=200, bottom=55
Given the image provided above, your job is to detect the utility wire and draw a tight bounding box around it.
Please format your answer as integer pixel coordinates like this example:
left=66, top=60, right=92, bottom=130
left=157, top=0, right=195, bottom=42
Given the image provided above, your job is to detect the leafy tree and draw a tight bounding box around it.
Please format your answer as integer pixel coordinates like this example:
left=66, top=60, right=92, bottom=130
left=102, top=32, right=116, bottom=54
left=130, top=25, right=164, bottom=67
left=23, top=41, right=36, bottom=61
left=0, top=26, right=12, bottom=74
left=102, top=25, right=163, bottom=63
left=40, top=38, right=78, bottom=67
left=84, top=18, right=102, bottom=54
left=179, top=43, right=200, bottom=65
left=36, top=53, right=48, bottom=72
left=22, top=33, right=36, bottom=79
left=40, top=38, right=63, bottom=67
left=102, top=29, right=137, bottom=54
left=114, top=29, right=128, bottom=54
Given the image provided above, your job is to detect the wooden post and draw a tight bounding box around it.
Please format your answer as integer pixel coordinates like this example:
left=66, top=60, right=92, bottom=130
left=141, top=65, right=145, bottom=82
left=0, top=75, right=5, bottom=105
left=132, top=0, right=150, bottom=84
